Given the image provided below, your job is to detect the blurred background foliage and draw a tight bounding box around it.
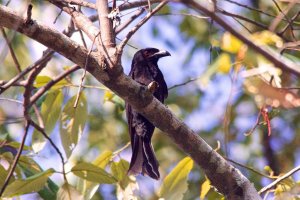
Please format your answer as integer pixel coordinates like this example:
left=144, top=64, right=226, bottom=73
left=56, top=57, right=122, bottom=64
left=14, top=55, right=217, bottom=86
left=1, top=0, right=300, bottom=199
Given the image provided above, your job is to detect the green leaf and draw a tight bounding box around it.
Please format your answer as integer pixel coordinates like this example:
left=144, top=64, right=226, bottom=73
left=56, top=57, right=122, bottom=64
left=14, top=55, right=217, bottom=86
left=32, top=90, right=63, bottom=153
left=77, top=150, right=113, bottom=199
left=2, top=168, right=55, bottom=197
left=111, top=159, right=130, bottom=189
left=71, top=162, right=117, bottom=184
left=200, top=177, right=211, bottom=200
left=159, top=157, right=194, bottom=200
left=34, top=75, right=68, bottom=89
left=5, top=141, right=31, bottom=151
left=18, top=156, right=59, bottom=200
left=60, top=93, right=87, bottom=158
left=0, top=164, right=9, bottom=189
left=92, top=150, right=113, bottom=168
left=57, top=183, right=84, bottom=200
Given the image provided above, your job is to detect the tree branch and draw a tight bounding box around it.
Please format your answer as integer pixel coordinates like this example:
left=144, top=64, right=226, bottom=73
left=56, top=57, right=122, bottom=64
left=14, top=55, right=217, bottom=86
left=259, top=165, right=300, bottom=194
left=0, top=4, right=262, bottom=199
left=96, top=0, right=115, bottom=48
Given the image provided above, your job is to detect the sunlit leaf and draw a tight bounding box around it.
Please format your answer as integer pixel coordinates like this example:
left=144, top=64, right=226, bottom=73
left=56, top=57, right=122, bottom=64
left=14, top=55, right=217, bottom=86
left=214, top=53, right=232, bottom=74
left=60, top=93, right=87, bottom=158
left=77, top=150, right=113, bottom=199
left=34, top=75, right=68, bottom=89
left=200, top=177, right=211, bottom=200
left=32, top=90, right=63, bottom=153
left=71, top=162, right=117, bottom=184
left=18, top=156, right=58, bottom=200
left=221, top=32, right=243, bottom=54
left=244, top=76, right=300, bottom=108
left=93, top=150, right=113, bottom=168
left=104, top=90, right=114, bottom=101
left=57, top=183, right=84, bottom=200
left=2, top=168, right=55, bottom=197
left=252, top=31, right=283, bottom=47
left=159, top=157, right=194, bottom=200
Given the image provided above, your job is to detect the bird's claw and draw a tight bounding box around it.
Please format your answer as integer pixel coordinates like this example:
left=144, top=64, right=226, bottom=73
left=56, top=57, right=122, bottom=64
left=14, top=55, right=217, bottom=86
left=147, top=81, right=159, bottom=94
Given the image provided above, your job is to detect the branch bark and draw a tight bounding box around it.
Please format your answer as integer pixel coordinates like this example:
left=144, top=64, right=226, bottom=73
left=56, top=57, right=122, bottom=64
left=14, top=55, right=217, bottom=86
left=0, top=4, right=262, bottom=199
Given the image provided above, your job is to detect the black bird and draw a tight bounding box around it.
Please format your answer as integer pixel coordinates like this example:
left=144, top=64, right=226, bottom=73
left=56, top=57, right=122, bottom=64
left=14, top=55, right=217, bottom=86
left=126, top=48, right=170, bottom=180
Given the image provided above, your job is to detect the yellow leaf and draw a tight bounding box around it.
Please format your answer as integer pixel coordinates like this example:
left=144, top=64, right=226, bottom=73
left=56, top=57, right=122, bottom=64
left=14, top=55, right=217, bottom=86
left=200, top=178, right=211, bottom=199
left=252, top=31, right=283, bottom=47
left=215, top=53, right=232, bottom=74
left=221, top=32, right=243, bottom=54
left=104, top=90, right=114, bottom=101
left=159, top=157, right=194, bottom=200
left=34, top=75, right=68, bottom=89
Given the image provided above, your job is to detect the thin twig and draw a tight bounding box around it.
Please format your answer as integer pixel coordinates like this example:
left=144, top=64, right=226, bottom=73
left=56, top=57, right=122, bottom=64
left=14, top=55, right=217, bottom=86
left=0, top=122, right=30, bottom=197
left=118, top=1, right=168, bottom=51
left=279, top=11, right=300, bottom=37
left=25, top=4, right=33, bottom=24
left=259, top=165, right=300, bottom=194
left=168, top=77, right=200, bottom=90
left=0, top=50, right=54, bottom=95
left=222, top=0, right=287, bottom=21
left=155, top=12, right=209, bottom=19
left=217, top=7, right=269, bottom=30
left=78, top=29, right=87, bottom=48
left=272, top=0, right=290, bottom=23
left=68, top=0, right=96, bottom=9
left=116, top=8, right=146, bottom=34
left=1, top=28, right=21, bottom=72
left=29, top=120, right=68, bottom=183
left=73, top=33, right=99, bottom=108
left=111, top=142, right=131, bottom=160
left=30, top=65, right=80, bottom=107
left=225, top=157, right=274, bottom=179
left=269, top=0, right=296, bottom=32
left=0, top=98, right=23, bottom=104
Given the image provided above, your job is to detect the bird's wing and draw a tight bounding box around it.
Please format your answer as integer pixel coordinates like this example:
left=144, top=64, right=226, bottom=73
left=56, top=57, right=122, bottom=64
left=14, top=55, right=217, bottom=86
left=156, top=69, right=168, bottom=101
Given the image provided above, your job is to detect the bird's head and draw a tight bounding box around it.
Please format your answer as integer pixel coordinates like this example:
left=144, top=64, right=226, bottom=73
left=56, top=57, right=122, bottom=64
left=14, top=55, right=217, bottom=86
left=133, top=48, right=171, bottom=63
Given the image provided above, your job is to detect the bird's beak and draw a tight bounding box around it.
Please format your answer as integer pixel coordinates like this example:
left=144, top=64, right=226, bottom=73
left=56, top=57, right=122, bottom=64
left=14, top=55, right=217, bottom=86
left=149, top=50, right=171, bottom=59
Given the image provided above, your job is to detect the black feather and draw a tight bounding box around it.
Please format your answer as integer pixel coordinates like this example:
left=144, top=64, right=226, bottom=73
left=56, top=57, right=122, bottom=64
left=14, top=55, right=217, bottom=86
left=126, top=48, right=170, bottom=180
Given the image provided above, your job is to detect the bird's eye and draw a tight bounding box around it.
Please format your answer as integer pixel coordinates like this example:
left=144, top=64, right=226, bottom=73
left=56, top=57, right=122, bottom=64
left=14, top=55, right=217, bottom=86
left=144, top=50, right=150, bottom=56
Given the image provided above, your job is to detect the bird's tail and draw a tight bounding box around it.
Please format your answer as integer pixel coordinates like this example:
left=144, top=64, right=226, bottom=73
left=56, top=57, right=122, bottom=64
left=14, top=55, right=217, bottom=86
left=128, top=135, right=160, bottom=180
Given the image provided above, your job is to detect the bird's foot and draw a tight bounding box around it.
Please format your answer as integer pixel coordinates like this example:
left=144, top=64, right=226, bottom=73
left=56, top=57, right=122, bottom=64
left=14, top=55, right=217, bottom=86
left=147, top=81, right=159, bottom=94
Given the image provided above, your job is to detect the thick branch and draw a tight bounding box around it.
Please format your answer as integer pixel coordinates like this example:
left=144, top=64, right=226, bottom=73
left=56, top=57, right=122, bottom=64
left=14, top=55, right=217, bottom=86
left=0, top=4, right=261, bottom=199
left=96, top=0, right=115, bottom=47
